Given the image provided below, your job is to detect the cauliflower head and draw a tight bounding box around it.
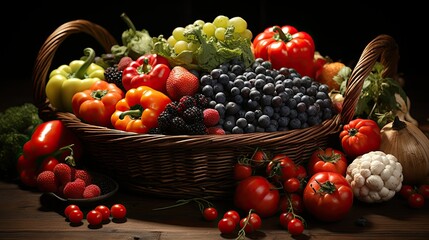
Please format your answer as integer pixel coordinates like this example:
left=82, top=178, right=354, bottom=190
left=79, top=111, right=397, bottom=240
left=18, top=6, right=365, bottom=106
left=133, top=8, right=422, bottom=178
left=345, top=151, right=403, bottom=203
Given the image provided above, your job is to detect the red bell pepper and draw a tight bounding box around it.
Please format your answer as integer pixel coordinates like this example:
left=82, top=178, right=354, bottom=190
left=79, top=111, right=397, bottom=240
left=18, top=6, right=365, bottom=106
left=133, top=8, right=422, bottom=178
left=22, top=120, right=83, bottom=166
left=122, top=53, right=171, bottom=92
left=253, top=25, right=316, bottom=78
left=72, top=80, right=124, bottom=128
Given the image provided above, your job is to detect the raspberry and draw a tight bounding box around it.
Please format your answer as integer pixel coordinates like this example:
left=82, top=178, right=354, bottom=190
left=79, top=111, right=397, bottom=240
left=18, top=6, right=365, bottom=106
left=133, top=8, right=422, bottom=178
left=73, top=169, right=92, bottom=186
left=53, top=163, right=73, bottom=185
left=36, top=170, right=58, bottom=193
left=82, top=184, right=101, bottom=198
left=203, top=108, right=220, bottom=127
left=63, top=178, right=86, bottom=199
left=206, top=126, right=226, bottom=135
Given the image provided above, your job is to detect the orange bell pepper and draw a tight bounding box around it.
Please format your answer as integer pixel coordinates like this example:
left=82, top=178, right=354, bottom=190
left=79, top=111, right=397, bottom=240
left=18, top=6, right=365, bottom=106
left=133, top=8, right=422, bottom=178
left=72, top=80, right=124, bottom=128
left=111, top=86, right=172, bottom=134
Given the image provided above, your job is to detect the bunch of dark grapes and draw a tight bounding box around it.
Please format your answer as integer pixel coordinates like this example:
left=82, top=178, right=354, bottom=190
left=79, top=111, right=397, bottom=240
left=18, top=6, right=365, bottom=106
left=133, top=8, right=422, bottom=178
left=198, top=57, right=336, bottom=134
left=150, top=94, right=209, bottom=135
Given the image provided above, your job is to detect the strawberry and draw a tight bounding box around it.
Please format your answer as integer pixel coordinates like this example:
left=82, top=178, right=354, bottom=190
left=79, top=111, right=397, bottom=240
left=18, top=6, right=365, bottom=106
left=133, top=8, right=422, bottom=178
left=36, top=170, right=58, bottom=193
left=63, top=178, right=86, bottom=199
left=117, top=56, right=133, bottom=71
left=53, top=163, right=73, bottom=185
left=166, top=66, right=199, bottom=101
left=203, top=108, right=220, bottom=127
left=73, top=169, right=92, bottom=186
left=82, top=184, right=101, bottom=198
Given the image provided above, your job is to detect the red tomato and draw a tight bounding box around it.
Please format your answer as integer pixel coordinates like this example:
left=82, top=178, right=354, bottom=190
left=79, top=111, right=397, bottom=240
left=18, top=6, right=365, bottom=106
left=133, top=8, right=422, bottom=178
left=418, top=185, right=429, bottom=199
left=68, top=209, right=84, bottom=224
left=223, top=210, right=240, bottom=225
left=86, top=210, right=103, bottom=225
left=295, top=164, right=307, bottom=180
left=218, top=217, right=236, bottom=234
left=288, top=218, right=304, bottom=235
left=239, top=213, right=262, bottom=234
left=234, top=176, right=280, bottom=217
left=307, top=148, right=348, bottom=176
left=64, top=204, right=80, bottom=218
left=399, top=184, right=415, bottom=199
left=95, top=205, right=111, bottom=221
left=266, top=154, right=296, bottom=182
left=233, top=163, right=252, bottom=181
left=284, top=177, right=301, bottom=193
left=303, top=172, right=353, bottom=222
left=279, top=212, right=294, bottom=229
left=39, top=156, right=59, bottom=173
left=408, top=193, right=425, bottom=208
left=339, top=118, right=381, bottom=158
left=251, top=148, right=269, bottom=168
left=203, top=207, right=218, bottom=221
left=279, top=194, right=304, bottom=215
left=111, top=204, right=127, bottom=219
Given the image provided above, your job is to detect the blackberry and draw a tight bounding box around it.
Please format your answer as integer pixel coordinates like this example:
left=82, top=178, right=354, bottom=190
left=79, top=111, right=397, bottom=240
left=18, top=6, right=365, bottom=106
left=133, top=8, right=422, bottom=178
left=170, top=117, right=188, bottom=134
left=104, top=66, right=124, bottom=91
left=182, top=106, right=203, bottom=124
left=178, top=96, right=197, bottom=112
left=187, top=122, right=207, bottom=135
left=194, top=93, right=209, bottom=108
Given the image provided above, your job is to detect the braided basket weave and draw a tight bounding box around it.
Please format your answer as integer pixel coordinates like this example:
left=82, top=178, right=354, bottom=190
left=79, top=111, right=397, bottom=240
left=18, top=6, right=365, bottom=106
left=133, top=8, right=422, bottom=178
left=32, top=20, right=399, bottom=199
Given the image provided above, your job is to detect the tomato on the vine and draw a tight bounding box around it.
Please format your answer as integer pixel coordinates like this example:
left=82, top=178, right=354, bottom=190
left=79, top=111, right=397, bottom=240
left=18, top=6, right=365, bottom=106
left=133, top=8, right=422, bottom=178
left=339, top=118, right=381, bottom=158
left=303, top=171, right=353, bottom=222
left=239, top=213, right=262, bottom=234
left=234, top=176, right=280, bottom=217
left=295, top=165, right=307, bottom=180
left=287, top=218, right=304, bottom=235
left=284, top=177, right=301, bottom=193
left=233, top=163, right=252, bottom=181
left=279, top=212, right=294, bottom=229
left=307, top=147, right=348, bottom=176
left=203, top=207, right=218, bottom=221
left=251, top=148, right=269, bottom=168
left=266, top=154, right=296, bottom=182
left=279, top=193, right=304, bottom=214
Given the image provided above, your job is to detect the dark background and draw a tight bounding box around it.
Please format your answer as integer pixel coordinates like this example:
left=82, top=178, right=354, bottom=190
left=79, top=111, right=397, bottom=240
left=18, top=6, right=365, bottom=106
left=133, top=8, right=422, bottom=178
left=2, top=1, right=428, bottom=114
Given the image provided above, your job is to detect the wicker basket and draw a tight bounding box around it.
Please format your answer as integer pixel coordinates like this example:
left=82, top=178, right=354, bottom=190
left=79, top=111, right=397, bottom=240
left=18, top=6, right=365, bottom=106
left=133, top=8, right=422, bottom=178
left=32, top=20, right=399, bottom=199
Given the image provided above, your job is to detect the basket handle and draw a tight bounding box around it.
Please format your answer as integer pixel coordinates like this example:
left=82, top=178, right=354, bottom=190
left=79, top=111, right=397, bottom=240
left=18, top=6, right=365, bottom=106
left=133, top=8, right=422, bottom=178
left=339, top=34, right=399, bottom=125
left=32, top=19, right=118, bottom=120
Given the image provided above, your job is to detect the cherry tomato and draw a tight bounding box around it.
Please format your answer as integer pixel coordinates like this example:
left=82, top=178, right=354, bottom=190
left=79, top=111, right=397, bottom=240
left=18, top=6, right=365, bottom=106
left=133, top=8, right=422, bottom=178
left=111, top=204, right=127, bottom=219
left=303, top=171, right=353, bottom=222
left=218, top=217, right=236, bottom=234
left=266, top=154, right=296, bottom=182
left=68, top=209, right=84, bottom=224
left=284, top=177, right=301, bottom=193
left=233, top=163, right=252, bottom=181
left=64, top=204, right=80, bottom=218
left=279, top=193, right=304, bottom=214
left=95, top=205, right=111, bottom=221
left=339, top=118, right=381, bottom=158
left=86, top=210, right=103, bottom=225
left=203, top=207, right=218, bottom=221
left=399, top=184, right=415, bottom=199
left=39, top=156, right=59, bottom=172
left=223, top=210, right=240, bottom=225
left=287, top=218, right=304, bottom=235
left=418, top=185, right=429, bottom=199
left=295, top=164, right=307, bottom=180
left=239, top=213, right=262, bottom=234
left=234, top=176, right=280, bottom=217
left=307, top=147, right=348, bottom=176
left=408, top=193, right=425, bottom=208
left=279, top=212, right=294, bottom=229
left=251, top=148, right=269, bottom=168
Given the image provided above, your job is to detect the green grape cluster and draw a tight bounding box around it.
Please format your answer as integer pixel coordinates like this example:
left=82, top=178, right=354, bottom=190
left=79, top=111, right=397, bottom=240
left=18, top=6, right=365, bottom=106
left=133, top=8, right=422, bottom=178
left=167, top=15, right=252, bottom=55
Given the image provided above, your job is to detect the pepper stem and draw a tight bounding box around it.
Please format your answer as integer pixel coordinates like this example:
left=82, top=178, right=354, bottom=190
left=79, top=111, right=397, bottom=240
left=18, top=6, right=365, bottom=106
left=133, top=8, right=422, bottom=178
left=74, top=48, right=95, bottom=79
left=272, top=26, right=292, bottom=42
left=119, top=109, right=142, bottom=120
left=121, top=12, right=137, bottom=34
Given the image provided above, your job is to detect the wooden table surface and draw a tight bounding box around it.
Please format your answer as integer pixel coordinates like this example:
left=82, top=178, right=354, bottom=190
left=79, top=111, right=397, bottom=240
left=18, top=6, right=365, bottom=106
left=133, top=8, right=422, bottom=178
left=1, top=178, right=428, bottom=240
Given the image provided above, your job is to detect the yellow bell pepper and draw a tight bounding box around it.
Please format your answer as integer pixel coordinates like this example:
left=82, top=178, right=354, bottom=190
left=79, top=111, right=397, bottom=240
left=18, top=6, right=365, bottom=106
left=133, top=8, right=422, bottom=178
left=45, top=48, right=105, bottom=113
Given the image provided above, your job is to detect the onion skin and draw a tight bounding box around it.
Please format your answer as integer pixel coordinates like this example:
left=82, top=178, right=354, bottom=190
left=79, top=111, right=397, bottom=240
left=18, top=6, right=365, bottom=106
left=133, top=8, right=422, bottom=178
left=379, top=117, right=429, bottom=185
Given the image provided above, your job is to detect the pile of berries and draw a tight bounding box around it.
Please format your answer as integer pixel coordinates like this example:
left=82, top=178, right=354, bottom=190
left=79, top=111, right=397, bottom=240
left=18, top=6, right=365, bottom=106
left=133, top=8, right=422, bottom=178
left=36, top=163, right=101, bottom=199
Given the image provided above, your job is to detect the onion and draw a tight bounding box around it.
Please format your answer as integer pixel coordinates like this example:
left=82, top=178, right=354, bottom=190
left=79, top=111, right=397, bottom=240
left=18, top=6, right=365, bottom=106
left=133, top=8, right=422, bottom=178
left=379, top=117, right=429, bottom=184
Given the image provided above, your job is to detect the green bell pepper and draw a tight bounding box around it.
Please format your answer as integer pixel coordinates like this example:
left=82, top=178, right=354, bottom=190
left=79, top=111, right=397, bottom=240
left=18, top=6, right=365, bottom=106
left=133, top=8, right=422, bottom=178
left=45, top=48, right=105, bottom=113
